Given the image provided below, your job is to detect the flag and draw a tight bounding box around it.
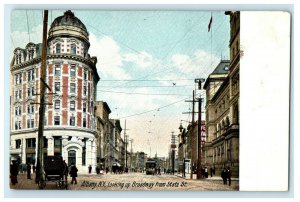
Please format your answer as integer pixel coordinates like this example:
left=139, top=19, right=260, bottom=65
left=208, top=16, right=213, bottom=32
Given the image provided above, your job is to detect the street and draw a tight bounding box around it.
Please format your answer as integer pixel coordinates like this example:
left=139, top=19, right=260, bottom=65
left=10, top=172, right=239, bottom=191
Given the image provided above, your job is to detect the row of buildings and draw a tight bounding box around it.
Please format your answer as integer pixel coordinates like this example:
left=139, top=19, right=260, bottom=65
left=9, top=10, right=145, bottom=174
left=177, top=11, right=240, bottom=177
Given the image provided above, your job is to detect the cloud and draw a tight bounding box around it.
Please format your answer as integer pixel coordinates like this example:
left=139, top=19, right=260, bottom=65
left=10, top=24, right=43, bottom=61
left=171, top=49, right=220, bottom=77
left=123, top=51, right=158, bottom=69
left=89, top=34, right=131, bottom=80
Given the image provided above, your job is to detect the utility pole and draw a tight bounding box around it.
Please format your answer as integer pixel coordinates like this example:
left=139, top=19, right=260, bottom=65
left=171, top=131, right=175, bottom=175
left=183, top=90, right=195, bottom=179
left=36, top=10, right=48, bottom=188
left=195, top=78, right=205, bottom=180
left=123, top=120, right=129, bottom=170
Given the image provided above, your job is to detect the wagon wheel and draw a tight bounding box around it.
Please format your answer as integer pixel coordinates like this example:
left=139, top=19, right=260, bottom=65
left=58, top=179, right=68, bottom=189
left=38, top=180, right=46, bottom=189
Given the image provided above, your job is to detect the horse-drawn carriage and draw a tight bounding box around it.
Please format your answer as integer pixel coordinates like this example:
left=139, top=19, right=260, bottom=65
left=38, top=156, right=68, bottom=189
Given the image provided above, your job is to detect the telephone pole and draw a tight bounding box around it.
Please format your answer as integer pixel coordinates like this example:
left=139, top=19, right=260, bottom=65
left=124, top=120, right=130, bottom=169
left=183, top=90, right=195, bottom=179
left=36, top=10, right=48, bottom=188
left=171, top=131, right=176, bottom=175
left=195, top=78, right=205, bottom=179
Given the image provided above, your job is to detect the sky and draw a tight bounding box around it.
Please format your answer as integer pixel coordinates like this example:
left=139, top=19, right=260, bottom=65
left=10, top=10, right=230, bottom=158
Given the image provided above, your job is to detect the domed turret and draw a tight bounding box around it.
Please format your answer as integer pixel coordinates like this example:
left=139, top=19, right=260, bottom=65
left=48, top=10, right=90, bottom=48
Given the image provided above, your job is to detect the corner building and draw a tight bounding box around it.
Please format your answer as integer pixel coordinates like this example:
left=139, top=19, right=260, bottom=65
left=10, top=10, right=100, bottom=174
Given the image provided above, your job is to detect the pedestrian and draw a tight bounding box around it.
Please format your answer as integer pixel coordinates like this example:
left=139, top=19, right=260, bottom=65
left=69, top=164, right=78, bottom=184
left=227, top=167, right=232, bottom=186
left=96, top=165, right=100, bottom=174
left=221, top=168, right=227, bottom=185
left=205, top=167, right=208, bottom=178
left=26, top=163, right=31, bottom=179
left=210, top=167, right=213, bottom=177
left=32, top=165, right=36, bottom=173
left=88, top=165, right=92, bottom=174
left=10, top=160, right=19, bottom=185
left=63, top=160, right=68, bottom=182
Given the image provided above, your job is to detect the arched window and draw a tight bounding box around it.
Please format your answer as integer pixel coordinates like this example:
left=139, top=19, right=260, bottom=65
left=68, top=150, right=76, bottom=166
left=56, top=43, right=61, bottom=54
left=71, top=43, right=76, bottom=54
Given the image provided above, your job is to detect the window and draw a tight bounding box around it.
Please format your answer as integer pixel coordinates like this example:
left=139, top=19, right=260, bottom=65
left=70, top=65, right=76, bottom=77
left=54, top=137, right=61, bottom=148
left=15, top=90, right=22, bottom=100
left=55, top=65, right=61, bottom=76
left=43, top=137, right=48, bottom=148
left=70, top=116, right=75, bottom=126
left=15, top=121, right=21, bottom=130
left=31, top=119, right=34, bottom=128
left=31, top=87, right=35, bottom=96
left=70, top=101, right=75, bottom=111
left=27, top=69, right=35, bottom=82
left=56, top=43, right=61, bottom=54
left=15, top=74, right=22, bottom=84
left=83, top=86, right=87, bottom=96
left=71, top=43, right=76, bottom=54
left=26, top=138, right=36, bottom=148
left=54, top=100, right=60, bottom=109
left=70, top=83, right=76, bottom=94
left=83, top=70, right=87, bottom=80
left=54, top=116, right=60, bottom=125
left=27, top=119, right=34, bottom=128
left=83, top=103, right=86, bottom=113
left=83, top=118, right=86, bottom=127
left=15, top=106, right=22, bottom=116
left=27, top=88, right=31, bottom=97
left=16, top=139, right=21, bottom=149
left=55, top=82, right=60, bottom=92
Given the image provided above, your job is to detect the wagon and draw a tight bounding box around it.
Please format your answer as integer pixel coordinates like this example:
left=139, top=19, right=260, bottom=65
left=38, top=156, right=68, bottom=189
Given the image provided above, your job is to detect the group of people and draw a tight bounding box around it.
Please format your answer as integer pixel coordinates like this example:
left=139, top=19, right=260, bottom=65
left=221, top=167, right=232, bottom=186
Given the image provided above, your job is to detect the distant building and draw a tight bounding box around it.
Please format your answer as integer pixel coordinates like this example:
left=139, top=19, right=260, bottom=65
left=95, top=101, right=111, bottom=168
left=202, top=11, right=240, bottom=177
left=10, top=10, right=100, bottom=173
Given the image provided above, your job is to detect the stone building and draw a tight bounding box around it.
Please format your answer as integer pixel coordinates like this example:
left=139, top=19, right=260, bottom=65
left=95, top=101, right=111, bottom=167
left=10, top=10, right=100, bottom=173
left=202, top=11, right=240, bottom=177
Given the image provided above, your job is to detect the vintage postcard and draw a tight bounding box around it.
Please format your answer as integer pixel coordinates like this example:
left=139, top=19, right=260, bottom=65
left=7, top=9, right=290, bottom=192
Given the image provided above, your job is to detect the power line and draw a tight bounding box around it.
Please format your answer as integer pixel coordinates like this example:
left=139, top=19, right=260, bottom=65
left=97, top=89, right=189, bottom=96
left=26, top=10, right=31, bottom=42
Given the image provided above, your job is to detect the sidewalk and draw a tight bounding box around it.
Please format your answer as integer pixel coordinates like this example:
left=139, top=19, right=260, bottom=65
left=174, top=173, right=239, bottom=181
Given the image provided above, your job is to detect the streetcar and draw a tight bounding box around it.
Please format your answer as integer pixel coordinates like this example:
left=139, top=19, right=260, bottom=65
left=145, top=160, right=156, bottom=175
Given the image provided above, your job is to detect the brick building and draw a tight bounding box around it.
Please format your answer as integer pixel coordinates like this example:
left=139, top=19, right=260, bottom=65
left=10, top=10, right=100, bottom=173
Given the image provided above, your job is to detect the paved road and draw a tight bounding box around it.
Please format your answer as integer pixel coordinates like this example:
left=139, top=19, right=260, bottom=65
left=10, top=172, right=239, bottom=191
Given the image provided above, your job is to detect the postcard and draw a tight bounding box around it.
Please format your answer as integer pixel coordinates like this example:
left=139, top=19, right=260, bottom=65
left=7, top=9, right=290, bottom=192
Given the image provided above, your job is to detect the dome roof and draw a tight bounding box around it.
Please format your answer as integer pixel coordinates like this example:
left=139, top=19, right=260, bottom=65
left=48, top=10, right=89, bottom=46
left=50, top=10, right=87, bottom=33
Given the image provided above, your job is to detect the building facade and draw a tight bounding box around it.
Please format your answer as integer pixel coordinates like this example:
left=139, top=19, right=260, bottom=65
left=202, top=11, right=240, bottom=177
left=10, top=10, right=100, bottom=173
left=95, top=101, right=111, bottom=168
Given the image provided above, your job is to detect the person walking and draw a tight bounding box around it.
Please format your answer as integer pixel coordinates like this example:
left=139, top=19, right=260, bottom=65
left=227, top=167, right=232, bottom=186
left=88, top=165, right=92, bottom=174
left=221, top=168, right=227, bottom=185
left=69, top=164, right=78, bottom=184
left=32, top=165, right=36, bottom=173
left=10, top=160, right=19, bottom=185
left=26, top=163, right=31, bottom=180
